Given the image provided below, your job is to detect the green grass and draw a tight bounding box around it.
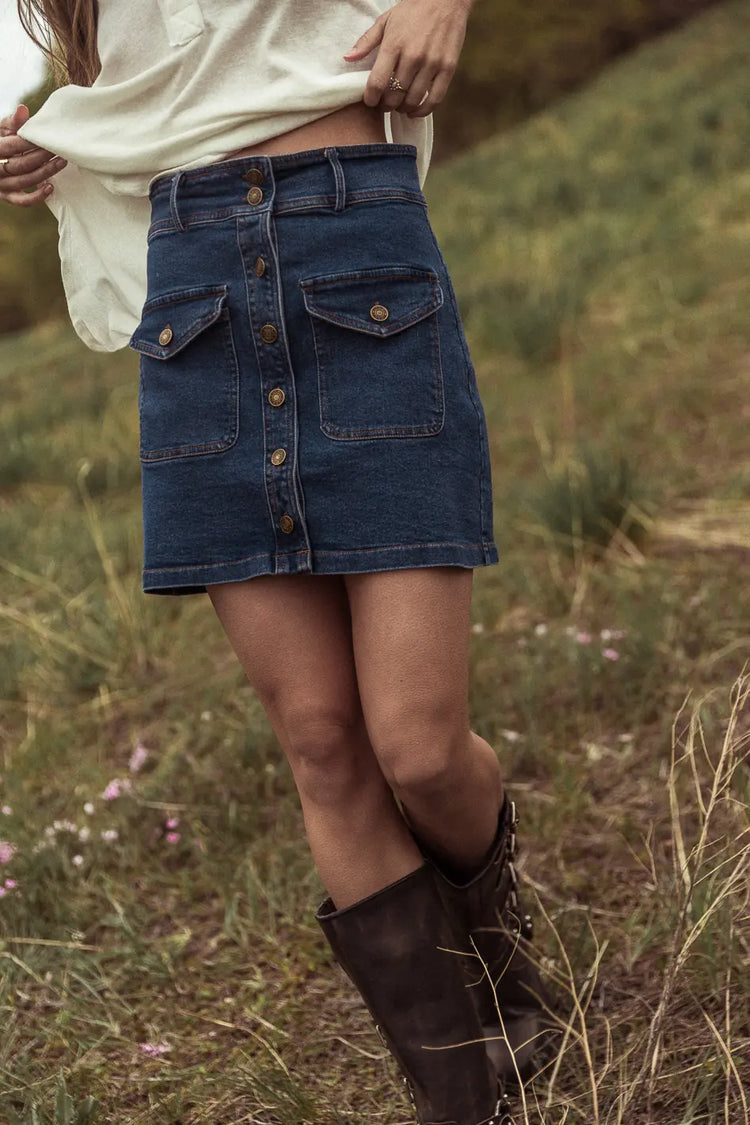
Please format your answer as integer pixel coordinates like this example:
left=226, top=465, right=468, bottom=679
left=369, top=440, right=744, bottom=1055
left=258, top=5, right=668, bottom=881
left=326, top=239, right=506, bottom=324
left=1, top=3, right=750, bottom=1122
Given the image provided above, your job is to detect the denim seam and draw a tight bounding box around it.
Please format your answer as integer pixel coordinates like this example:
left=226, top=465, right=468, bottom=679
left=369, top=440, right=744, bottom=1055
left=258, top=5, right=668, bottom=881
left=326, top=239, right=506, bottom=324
left=143, top=540, right=494, bottom=573
left=138, top=307, right=240, bottom=462
left=146, top=190, right=427, bottom=240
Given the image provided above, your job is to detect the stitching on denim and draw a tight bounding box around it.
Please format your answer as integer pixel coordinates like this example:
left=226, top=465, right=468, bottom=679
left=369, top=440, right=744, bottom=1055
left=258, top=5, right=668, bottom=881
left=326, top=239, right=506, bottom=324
left=137, top=284, right=228, bottom=316
left=147, top=189, right=427, bottom=240
left=312, top=542, right=493, bottom=555
left=304, top=286, right=442, bottom=336
left=139, top=306, right=240, bottom=462
left=143, top=540, right=494, bottom=574
left=418, top=204, right=492, bottom=545
left=299, top=268, right=439, bottom=289
left=310, top=291, right=444, bottom=440
left=132, top=306, right=226, bottom=357
left=324, top=147, right=346, bottom=213
left=169, top=169, right=187, bottom=232
left=148, top=143, right=417, bottom=194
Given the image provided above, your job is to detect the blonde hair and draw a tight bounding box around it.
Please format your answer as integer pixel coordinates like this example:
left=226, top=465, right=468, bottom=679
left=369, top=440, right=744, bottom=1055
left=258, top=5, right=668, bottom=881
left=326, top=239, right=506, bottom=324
left=17, top=0, right=100, bottom=88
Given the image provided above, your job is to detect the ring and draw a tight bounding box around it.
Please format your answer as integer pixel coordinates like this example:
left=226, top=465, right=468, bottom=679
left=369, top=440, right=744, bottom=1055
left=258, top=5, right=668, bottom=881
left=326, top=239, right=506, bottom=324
left=0, top=158, right=11, bottom=174
left=388, top=74, right=406, bottom=93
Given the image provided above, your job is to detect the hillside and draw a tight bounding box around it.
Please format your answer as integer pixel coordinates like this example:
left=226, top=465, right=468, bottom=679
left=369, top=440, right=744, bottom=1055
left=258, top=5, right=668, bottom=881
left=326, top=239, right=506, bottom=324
left=1, top=4, right=749, bottom=1122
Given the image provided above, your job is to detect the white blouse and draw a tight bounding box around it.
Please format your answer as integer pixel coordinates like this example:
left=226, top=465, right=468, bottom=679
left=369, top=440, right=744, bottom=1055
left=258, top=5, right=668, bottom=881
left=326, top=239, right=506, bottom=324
left=17, top=0, right=433, bottom=352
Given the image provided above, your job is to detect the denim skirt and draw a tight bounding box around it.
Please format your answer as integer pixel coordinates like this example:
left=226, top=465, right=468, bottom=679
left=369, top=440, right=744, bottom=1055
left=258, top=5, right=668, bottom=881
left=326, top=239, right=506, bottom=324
left=129, top=143, right=499, bottom=595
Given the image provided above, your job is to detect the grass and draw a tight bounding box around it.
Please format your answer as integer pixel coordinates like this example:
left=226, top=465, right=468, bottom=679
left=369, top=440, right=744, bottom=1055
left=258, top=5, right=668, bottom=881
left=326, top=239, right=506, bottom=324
left=1, top=1, right=750, bottom=1121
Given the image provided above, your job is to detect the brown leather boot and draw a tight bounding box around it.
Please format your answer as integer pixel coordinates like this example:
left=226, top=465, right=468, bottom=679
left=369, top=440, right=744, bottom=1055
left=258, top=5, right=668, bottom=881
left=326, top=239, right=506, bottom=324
left=421, top=798, right=556, bottom=1087
left=315, top=862, right=515, bottom=1125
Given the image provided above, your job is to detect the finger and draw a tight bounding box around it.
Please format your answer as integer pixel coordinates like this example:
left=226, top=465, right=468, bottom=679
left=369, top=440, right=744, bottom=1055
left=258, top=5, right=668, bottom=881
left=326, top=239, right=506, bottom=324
left=0, top=155, right=66, bottom=192
left=362, top=45, right=401, bottom=108
left=377, top=52, right=424, bottom=112
left=0, top=133, right=55, bottom=161
left=1, top=182, right=54, bottom=208
left=1, top=149, right=63, bottom=181
left=0, top=104, right=30, bottom=136
left=407, top=66, right=453, bottom=117
left=343, top=13, right=386, bottom=60
left=399, top=62, right=435, bottom=116
left=0, top=153, right=60, bottom=185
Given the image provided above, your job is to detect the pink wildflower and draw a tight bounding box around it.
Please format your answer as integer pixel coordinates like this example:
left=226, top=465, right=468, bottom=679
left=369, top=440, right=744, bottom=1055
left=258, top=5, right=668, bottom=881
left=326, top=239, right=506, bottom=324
left=165, top=817, right=179, bottom=830
left=101, top=829, right=119, bottom=842
left=72, top=854, right=84, bottom=867
left=101, top=777, right=133, bottom=801
left=0, top=887, right=5, bottom=898
left=0, top=841, right=15, bottom=864
left=1, top=806, right=11, bottom=816
left=129, top=743, right=149, bottom=773
left=603, top=648, right=620, bottom=661
left=601, top=628, right=627, bottom=642
left=140, top=1042, right=171, bottom=1056
left=576, top=632, right=593, bottom=644
left=166, top=832, right=181, bottom=845
left=4, top=879, right=17, bottom=890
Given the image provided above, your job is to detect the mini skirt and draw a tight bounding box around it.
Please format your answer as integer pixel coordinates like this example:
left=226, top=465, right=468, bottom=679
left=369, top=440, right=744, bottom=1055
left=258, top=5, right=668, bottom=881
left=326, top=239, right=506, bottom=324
left=130, top=142, right=500, bottom=595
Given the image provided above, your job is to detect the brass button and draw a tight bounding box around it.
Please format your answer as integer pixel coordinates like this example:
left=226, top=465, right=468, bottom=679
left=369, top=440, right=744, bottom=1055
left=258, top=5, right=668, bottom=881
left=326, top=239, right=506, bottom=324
left=370, top=303, right=389, bottom=322
left=268, top=387, right=285, bottom=407
left=270, top=448, right=287, bottom=466
left=243, top=167, right=264, bottom=186
left=279, top=513, right=294, bottom=534
left=260, top=323, right=278, bottom=344
left=246, top=186, right=263, bottom=205
left=158, top=325, right=173, bottom=346
left=254, top=256, right=266, bottom=277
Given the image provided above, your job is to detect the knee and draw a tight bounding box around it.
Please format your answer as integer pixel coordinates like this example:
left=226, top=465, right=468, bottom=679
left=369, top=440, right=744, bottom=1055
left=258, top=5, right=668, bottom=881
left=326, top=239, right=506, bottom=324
left=370, top=704, right=469, bottom=801
left=282, top=707, right=368, bottom=808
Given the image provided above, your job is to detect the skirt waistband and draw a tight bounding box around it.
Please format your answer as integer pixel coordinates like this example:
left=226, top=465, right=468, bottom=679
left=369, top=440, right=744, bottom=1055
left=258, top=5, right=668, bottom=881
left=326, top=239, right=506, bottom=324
left=147, top=143, right=425, bottom=236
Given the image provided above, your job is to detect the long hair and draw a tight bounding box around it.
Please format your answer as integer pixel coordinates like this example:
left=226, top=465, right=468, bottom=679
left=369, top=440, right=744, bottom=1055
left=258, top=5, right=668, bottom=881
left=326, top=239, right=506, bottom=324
left=17, top=0, right=100, bottom=88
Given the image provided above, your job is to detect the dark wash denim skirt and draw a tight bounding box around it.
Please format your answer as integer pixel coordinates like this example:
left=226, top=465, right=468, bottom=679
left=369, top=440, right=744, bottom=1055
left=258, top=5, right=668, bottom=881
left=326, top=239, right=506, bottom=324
left=129, top=142, right=499, bottom=595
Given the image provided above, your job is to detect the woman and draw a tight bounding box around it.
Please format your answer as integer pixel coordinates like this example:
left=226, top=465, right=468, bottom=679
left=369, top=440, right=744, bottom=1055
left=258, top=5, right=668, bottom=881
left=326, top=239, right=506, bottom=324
left=1, top=2, right=551, bottom=1121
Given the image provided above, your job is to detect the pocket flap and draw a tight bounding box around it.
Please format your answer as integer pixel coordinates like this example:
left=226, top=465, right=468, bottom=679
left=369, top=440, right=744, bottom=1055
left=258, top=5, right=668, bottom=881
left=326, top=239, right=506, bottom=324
left=129, top=285, right=229, bottom=360
left=300, top=267, right=443, bottom=337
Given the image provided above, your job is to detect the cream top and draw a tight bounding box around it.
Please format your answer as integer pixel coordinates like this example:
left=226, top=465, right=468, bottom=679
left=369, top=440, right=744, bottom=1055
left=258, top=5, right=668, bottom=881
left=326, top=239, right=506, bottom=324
left=17, top=0, right=433, bottom=352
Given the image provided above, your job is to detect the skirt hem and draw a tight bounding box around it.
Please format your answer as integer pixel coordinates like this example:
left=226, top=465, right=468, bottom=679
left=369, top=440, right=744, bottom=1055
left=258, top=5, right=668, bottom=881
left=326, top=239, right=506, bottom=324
left=143, top=540, right=500, bottom=596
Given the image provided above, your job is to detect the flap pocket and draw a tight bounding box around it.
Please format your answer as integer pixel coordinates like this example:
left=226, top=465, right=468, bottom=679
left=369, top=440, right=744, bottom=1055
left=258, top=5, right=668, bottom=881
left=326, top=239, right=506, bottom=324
left=300, top=266, right=443, bottom=338
left=129, top=286, right=229, bottom=360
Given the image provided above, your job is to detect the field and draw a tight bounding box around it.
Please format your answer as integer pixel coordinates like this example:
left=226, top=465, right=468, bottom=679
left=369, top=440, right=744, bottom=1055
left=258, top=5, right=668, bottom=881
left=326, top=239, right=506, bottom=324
left=1, top=2, right=749, bottom=1122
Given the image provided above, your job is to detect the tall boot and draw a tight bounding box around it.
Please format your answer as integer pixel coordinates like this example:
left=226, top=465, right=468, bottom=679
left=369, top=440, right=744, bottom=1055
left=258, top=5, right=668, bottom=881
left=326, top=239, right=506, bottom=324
left=419, top=798, right=556, bottom=1086
left=315, top=862, right=515, bottom=1125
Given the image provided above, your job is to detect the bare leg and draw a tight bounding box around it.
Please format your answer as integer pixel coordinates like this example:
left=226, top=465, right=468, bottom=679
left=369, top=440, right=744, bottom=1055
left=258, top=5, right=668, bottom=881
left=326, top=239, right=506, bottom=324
left=207, top=574, right=422, bottom=907
left=343, top=567, right=504, bottom=873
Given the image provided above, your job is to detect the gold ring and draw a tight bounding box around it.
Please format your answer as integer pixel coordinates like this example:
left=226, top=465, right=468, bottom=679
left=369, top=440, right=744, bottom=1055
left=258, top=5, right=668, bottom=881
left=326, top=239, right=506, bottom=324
left=388, top=74, right=406, bottom=93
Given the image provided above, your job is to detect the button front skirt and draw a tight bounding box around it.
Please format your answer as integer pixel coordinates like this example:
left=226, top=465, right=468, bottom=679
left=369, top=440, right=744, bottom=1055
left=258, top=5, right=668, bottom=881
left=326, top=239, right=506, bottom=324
left=131, top=145, right=499, bottom=595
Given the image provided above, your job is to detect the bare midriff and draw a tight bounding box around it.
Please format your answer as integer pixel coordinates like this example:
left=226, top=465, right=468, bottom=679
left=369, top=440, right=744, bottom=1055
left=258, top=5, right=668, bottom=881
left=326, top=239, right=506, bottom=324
left=219, top=101, right=388, bottom=161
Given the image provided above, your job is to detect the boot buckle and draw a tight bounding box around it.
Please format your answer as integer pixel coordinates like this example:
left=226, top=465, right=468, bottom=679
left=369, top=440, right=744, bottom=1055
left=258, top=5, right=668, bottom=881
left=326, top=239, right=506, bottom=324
left=490, top=1094, right=516, bottom=1124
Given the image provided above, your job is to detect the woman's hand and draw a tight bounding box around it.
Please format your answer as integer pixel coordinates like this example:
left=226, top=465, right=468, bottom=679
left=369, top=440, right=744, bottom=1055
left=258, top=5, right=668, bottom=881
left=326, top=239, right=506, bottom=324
left=0, top=104, right=67, bottom=207
left=343, top=0, right=473, bottom=118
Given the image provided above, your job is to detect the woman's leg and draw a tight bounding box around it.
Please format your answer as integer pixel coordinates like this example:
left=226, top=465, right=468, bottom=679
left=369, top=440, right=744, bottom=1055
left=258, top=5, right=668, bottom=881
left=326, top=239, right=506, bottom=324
left=342, top=566, right=504, bottom=874
left=207, top=573, right=422, bottom=908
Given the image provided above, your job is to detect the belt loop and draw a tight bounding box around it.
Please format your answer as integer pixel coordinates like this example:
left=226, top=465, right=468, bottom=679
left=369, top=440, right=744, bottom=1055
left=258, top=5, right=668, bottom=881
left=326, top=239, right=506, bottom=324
left=169, top=169, right=187, bottom=232
left=325, top=146, right=346, bottom=213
